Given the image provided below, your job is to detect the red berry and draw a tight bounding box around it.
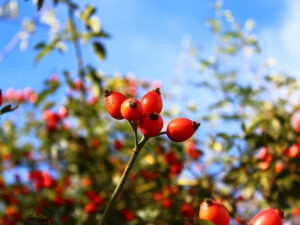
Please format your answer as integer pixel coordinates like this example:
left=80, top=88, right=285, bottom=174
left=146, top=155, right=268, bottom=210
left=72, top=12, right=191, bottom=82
left=138, top=112, right=164, bottom=137
left=185, top=141, right=202, bottom=159
left=257, top=146, right=269, bottom=160
left=248, top=208, right=284, bottom=225
left=198, top=199, right=230, bottom=225
left=121, top=98, right=143, bottom=121
left=141, top=88, right=163, bottom=113
left=59, top=107, right=68, bottom=119
left=105, top=90, right=127, bottom=120
left=84, top=202, right=97, bottom=214
left=180, top=203, right=195, bottom=218
left=166, top=118, right=200, bottom=142
left=291, top=111, right=300, bottom=132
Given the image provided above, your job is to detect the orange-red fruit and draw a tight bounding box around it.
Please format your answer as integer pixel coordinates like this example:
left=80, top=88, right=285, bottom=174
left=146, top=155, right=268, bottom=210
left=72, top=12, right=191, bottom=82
left=121, top=98, right=143, bottom=121
left=248, top=208, right=284, bottom=225
left=198, top=199, right=230, bottom=225
left=105, top=90, right=127, bottom=120
left=138, top=112, right=164, bottom=137
left=166, top=118, right=200, bottom=142
left=257, top=147, right=269, bottom=160
left=185, top=141, right=202, bottom=159
left=274, top=161, right=285, bottom=174
left=141, top=88, right=163, bottom=113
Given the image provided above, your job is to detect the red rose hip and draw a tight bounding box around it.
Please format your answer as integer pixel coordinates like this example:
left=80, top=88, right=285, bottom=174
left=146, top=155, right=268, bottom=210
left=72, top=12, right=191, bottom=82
left=198, top=199, right=230, bottom=225
left=138, top=112, right=164, bottom=137
left=105, top=90, right=127, bottom=120
left=121, top=98, right=143, bottom=121
left=166, top=118, right=200, bottom=142
left=141, top=88, right=163, bottom=113
left=248, top=208, right=284, bottom=225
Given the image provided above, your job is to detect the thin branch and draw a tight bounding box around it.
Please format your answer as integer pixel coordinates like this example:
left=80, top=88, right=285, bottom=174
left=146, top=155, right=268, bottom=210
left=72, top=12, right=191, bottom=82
left=0, top=31, right=21, bottom=62
left=99, top=135, right=149, bottom=225
left=66, top=1, right=84, bottom=76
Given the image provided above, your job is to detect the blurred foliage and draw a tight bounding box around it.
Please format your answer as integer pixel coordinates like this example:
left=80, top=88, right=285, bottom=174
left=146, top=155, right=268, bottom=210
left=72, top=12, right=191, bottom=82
left=185, top=1, right=300, bottom=224
left=1, top=0, right=300, bottom=225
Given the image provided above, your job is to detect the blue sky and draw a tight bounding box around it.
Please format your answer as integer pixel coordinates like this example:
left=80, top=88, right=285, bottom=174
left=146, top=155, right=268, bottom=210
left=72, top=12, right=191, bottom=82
left=1, top=0, right=299, bottom=93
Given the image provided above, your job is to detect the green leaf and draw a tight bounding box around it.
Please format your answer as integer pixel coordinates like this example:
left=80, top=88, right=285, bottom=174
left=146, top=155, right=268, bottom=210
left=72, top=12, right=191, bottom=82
left=195, top=81, right=215, bottom=90
left=241, top=122, right=247, bottom=132
left=207, top=18, right=221, bottom=33
left=209, top=100, right=231, bottom=110
left=34, top=42, right=46, bottom=50
left=94, top=30, right=110, bottom=38
left=220, top=113, right=242, bottom=121
left=217, top=132, right=231, bottom=140
left=42, top=101, right=57, bottom=111
left=223, top=31, right=242, bottom=40
left=83, top=30, right=110, bottom=43
left=34, top=38, right=61, bottom=63
left=87, top=16, right=101, bottom=33
left=92, top=41, right=106, bottom=61
left=200, top=59, right=211, bottom=71
left=219, top=45, right=237, bottom=54
left=194, top=219, right=214, bottom=225
left=37, top=0, right=44, bottom=11
left=0, top=104, right=18, bottom=114
left=80, top=4, right=96, bottom=22
left=35, top=45, right=54, bottom=63
left=34, top=90, right=50, bottom=106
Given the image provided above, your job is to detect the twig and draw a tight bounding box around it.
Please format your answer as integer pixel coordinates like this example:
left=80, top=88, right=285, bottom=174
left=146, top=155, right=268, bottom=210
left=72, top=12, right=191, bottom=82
left=99, top=135, right=149, bottom=225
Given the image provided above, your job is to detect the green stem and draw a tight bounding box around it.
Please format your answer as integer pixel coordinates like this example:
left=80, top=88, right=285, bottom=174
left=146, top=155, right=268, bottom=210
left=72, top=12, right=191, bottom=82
left=129, top=120, right=139, bottom=147
left=99, top=135, right=149, bottom=225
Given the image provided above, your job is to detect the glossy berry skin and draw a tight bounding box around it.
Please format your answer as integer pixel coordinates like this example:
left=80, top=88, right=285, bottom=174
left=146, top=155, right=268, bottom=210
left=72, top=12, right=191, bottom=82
left=198, top=199, right=230, bottom=225
left=105, top=90, right=127, bottom=120
left=248, top=208, right=284, bottom=225
left=141, top=88, right=163, bottom=113
left=166, top=118, right=200, bottom=142
left=121, top=98, right=143, bottom=121
left=138, top=112, right=164, bottom=137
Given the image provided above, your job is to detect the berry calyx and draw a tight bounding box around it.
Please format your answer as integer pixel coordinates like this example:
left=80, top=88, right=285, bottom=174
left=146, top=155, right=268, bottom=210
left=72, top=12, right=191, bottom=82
left=129, top=101, right=138, bottom=109
left=121, top=98, right=143, bottom=121
left=138, top=112, right=164, bottom=137
left=192, top=121, right=201, bottom=130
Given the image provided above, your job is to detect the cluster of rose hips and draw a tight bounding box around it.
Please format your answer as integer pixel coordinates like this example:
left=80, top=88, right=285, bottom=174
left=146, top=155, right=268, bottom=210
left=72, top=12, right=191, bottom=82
left=0, top=87, right=37, bottom=116
left=43, top=107, right=69, bottom=131
left=1, top=87, right=38, bottom=105
left=198, top=199, right=284, bottom=225
left=104, top=88, right=200, bottom=142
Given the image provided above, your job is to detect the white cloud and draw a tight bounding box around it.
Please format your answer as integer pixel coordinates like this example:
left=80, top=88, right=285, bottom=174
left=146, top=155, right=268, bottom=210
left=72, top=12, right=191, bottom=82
left=260, top=0, right=300, bottom=75
left=279, top=0, right=300, bottom=59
